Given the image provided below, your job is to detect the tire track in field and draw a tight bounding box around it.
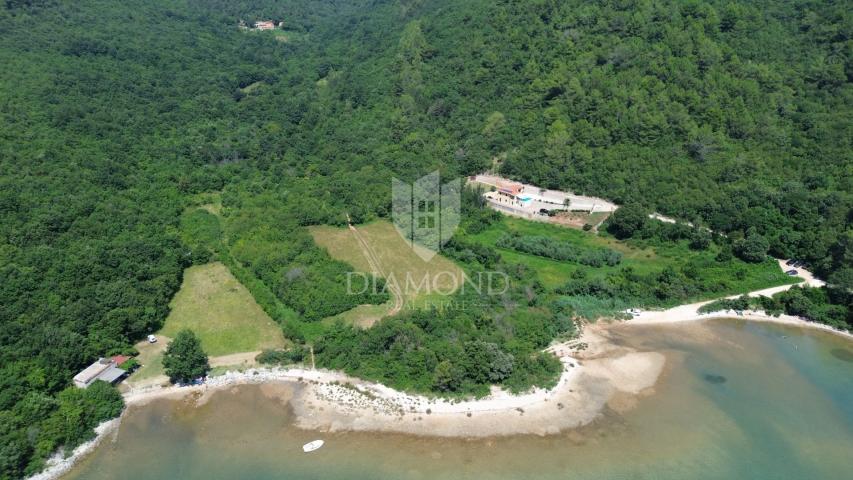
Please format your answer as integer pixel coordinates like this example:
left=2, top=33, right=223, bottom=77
left=346, top=215, right=404, bottom=316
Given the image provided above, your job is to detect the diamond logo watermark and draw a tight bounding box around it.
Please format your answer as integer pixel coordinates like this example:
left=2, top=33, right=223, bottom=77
left=392, top=171, right=460, bottom=262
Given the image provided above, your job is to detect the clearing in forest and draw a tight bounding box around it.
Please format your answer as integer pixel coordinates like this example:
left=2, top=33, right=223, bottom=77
left=124, top=334, right=170, bottom=387
left=158, top=262, right=287, bottom=356
left=550, top=211, right=611, bottom=230
left=309, top=220, right=465, bottom=326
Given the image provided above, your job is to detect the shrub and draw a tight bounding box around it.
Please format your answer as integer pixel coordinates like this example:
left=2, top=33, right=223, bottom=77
left=605, top=204, right=648, bottom=239
left=496, top=234, right=621, bottom=267
left=256, top=347, right=307, bottom=365
left=734, top=228, right=769, bottom=263
left=118, top=358, right=140, bottom=372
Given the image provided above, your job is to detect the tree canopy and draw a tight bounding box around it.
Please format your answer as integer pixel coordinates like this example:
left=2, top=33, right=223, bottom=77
left=0, top=0, right=850, bottom=477
left=606, top=204, right=649, bottom=239
left=734, top=228, right=771, bottom=263
left=162, top=330, right=210, bottom=384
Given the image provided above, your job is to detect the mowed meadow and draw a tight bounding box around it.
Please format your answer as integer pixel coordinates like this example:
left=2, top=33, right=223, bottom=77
left=309, top=221, right=465, bottom=326
left=159, top=262, right=287, bottom=356
left=126, top=262, right=288, bottom=387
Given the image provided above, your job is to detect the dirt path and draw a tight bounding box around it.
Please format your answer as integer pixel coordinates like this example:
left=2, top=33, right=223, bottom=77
left=125, top=349, right=263, bottom=391
left=641, top=262, right=823, bottom=319
left=627, top=262, right=851, bottom=338
left=209, top=351, right=261, bottom=368
left=346, top=214, right=404, bottom=316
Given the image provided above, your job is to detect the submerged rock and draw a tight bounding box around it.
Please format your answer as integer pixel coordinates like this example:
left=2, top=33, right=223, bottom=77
left=830, top=349, right=853, bottom=363
left=703, top=373, right=727, bottom=385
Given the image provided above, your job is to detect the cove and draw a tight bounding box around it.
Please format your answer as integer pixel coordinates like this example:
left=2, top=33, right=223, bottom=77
left=64, top=319, right=853, bottom=480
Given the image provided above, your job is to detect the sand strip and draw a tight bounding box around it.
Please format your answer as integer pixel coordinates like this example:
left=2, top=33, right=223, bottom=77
left=116, top=324, right=663, bottom=438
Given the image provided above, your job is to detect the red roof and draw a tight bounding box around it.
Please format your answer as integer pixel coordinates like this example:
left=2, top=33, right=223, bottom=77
left=111, top=355, right=131, bottom=366
left=497, top=182, right=522, bottom=196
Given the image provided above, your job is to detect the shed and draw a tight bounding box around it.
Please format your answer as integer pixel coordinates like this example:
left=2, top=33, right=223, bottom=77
left=73, top=358, right=127, bottom=388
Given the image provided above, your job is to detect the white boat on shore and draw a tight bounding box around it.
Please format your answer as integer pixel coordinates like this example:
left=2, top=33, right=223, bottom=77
left=302, top=440, right=324, bottom=453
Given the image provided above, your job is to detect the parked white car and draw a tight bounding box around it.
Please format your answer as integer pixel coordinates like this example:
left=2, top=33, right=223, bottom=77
left=147, top=335, right=157, bottom=343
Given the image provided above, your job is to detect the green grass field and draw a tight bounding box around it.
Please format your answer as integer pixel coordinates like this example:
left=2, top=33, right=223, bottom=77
left=158, top=262, right=287, bottom=356
left=125, top=334, right=169, bottom=386
left=468, top=217, right=660, bottom=286
left=309, top=220, right=465, bottom=326
left=467, top=217, right=797, bottom=302
left=321, top=303, right=393, bottom=328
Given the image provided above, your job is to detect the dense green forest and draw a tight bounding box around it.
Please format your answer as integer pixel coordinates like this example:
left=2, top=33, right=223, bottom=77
left=0, top=0, right=850, bottom=478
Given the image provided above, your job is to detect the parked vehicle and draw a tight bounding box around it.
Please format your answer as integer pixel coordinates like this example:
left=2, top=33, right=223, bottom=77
left=786, top=269, right=799, bottom=276
left=786, top=259, right=796, bottom=266
left=147, top=334, right=157, bottom=343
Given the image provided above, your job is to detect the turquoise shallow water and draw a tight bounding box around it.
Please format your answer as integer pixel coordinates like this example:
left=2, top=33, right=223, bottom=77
left=66, top=320, right=853, bottom=480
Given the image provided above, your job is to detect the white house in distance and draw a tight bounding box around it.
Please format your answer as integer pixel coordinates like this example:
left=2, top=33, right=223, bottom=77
left=239, top=19, right=284, bottom=32
left=73, top=357, right=126, bottom=388
left=469, top=174, right=618, bottom=221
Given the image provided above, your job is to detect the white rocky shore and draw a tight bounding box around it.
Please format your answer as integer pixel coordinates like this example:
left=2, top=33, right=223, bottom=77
left=25, top=418, right=121, bottom=480
left=119, top=323, right=664, bottom=438
left=28, top=304, right=850, bottom=479
left=26, top=322, right=662, bottom=480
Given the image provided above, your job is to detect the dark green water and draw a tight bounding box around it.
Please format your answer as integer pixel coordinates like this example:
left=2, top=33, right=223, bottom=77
left=66, top=320, right=853, bottom=480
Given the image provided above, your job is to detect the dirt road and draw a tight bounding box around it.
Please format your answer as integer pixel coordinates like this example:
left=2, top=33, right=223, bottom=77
left=630, top=261, right=834, bottom=332
left=209, top=351, right=261, bottom=368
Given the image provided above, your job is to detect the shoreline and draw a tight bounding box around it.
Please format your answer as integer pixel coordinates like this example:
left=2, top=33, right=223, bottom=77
left=41, top=308, right=851, bottom=480
left=628, top=264, right=852, bottom=341
left=290, top=323, right=663, bottom=437
left=30, top=246, right=847, bottom=480
left=122, top=323, right=664, bottom=438
left=634, top=309, right=853, bottom=341
left=628, top=287, right=852, bottom=342
left=117, top=306, right=851, bottom=435
left=26, top=418, right=121, bottom=480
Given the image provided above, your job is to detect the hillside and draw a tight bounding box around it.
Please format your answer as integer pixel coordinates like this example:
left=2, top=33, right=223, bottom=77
left=0, top=1, right=850, bottom=478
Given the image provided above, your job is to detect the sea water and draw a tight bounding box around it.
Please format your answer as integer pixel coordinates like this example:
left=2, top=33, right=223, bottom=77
left=65, top=319, right=853, bottom=480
